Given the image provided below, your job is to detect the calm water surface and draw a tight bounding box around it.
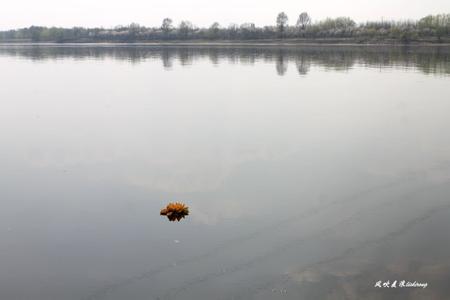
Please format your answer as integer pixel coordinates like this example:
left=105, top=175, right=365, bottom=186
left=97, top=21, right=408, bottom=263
left=0, top=45, right=449, bottom=300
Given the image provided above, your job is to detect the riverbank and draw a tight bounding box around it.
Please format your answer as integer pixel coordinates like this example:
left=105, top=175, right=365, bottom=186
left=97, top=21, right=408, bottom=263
left=1, top=37, right=449, bottom=46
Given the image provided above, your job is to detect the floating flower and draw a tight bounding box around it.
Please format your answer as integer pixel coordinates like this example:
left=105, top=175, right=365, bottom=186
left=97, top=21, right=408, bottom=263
left=160, top=202, right=189, bottom=222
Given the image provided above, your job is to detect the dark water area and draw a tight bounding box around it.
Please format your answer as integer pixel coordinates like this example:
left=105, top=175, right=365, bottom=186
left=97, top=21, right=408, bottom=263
left=1, top=44, right=449, bottom=75
left=0, top=45, right=449, bottom=300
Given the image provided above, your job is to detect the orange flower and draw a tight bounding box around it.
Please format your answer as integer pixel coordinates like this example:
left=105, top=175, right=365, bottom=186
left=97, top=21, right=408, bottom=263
left=160, top=202, right=189, bottom=222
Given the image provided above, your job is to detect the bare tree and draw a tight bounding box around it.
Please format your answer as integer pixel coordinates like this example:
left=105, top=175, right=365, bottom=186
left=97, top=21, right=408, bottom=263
left=228, top=23, right=239, bottom=39
left=161, top=18, right=173, bottom=34
left=128, top=23, right=141, bottom=40
left=276, top=12, right=289, bottom=36
left=297, top=12, right=311, bottom=29
left=209, top=22, right=220, bottom=39
left=179, top=21, right=194, bottom=38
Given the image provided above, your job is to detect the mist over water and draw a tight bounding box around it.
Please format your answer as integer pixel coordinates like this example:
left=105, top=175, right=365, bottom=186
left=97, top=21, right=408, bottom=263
left=0, top=45, right=449, bottom=300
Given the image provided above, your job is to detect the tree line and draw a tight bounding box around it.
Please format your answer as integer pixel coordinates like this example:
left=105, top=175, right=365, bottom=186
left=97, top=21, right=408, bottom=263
left=0, top=13, right=448, bottom=43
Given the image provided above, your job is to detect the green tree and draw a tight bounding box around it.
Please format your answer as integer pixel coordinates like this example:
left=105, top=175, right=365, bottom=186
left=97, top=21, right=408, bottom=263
left=29, top=26, right=42, bottom=42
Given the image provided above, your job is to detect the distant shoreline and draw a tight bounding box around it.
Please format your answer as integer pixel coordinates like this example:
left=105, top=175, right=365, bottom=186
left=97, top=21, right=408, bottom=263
left=1, top=39, right=450, bottom=47
left=3, top=14, right=448, bottom=46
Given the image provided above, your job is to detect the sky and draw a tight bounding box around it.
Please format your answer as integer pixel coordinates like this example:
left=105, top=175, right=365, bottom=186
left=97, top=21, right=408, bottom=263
left=1, top=0, right=449, bottom=30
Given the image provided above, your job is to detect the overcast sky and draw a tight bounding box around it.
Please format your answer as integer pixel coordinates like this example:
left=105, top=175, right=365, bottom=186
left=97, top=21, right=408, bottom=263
left=1, top=0, right=449, bottom=30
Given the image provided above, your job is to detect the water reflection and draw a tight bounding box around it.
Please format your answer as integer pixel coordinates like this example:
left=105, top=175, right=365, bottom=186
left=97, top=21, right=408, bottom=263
left=0, top=44, right=449, bottom=75
left=296, top=56, right=311, bottom=75
left=1, top=45, right=450, bottom=300
left=256, top=203, right=450, bottom=300
left=276, top=51, right=288, bottom=76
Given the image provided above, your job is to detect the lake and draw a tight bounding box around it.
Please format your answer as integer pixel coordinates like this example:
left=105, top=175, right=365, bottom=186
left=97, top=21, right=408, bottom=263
left=0, top=44, right=449, bottom=300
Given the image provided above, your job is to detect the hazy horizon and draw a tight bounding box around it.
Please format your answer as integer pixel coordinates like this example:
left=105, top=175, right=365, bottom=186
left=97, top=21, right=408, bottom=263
left=1, top=0, right=449, bottom=30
